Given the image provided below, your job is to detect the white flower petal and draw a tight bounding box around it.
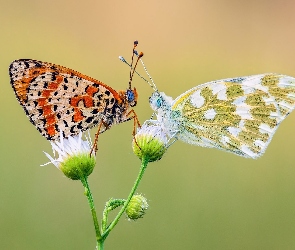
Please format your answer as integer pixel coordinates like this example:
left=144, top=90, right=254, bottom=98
left=42, top=131, right=94, bottom=167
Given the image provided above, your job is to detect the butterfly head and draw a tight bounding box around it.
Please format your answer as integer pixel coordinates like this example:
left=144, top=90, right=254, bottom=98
left=149, top=91, right=173, bottom=112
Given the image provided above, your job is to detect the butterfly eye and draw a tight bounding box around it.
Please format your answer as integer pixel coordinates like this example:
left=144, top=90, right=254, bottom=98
left=156, top=98, right=163, bottom=108
left=126, top=89, right=135, bottom=102
left=149, top=96, right=162, bottom=107
left=126, top=89, right=137, bottom=107
left=149, top=92, right=164, bottom=111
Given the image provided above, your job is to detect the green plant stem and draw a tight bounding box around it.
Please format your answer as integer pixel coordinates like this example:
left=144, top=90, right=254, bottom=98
left=97, top=240, right=104, bottom=250
left=102, top=199, right=125, bottom=232
left=102, top=156, right=149, bottom=239
left=80, top=176, right=102, bottom=247
left=102, top=204, right=108, bottom=233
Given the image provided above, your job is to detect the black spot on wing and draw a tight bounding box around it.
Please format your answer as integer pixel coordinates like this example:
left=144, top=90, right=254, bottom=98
left=24, top=61, right=30, bottom=68
left=77, top=122, right=83, bottom=130
left=70, top=126, right=76, bottom=134
left=85, top=116, right=94, bottom=123
left=63, top=120, right=68, bottom=127
left=54, top=124, right=59, bottom=133
left=225, top=77, right=246, bottom=83
left=39, top=118, right=47, bottom=126
left=51, top=74, right=57, bottom=81
left=34, top=61, right=42, bottom=68
left=91, top=109, right=99, bottom=114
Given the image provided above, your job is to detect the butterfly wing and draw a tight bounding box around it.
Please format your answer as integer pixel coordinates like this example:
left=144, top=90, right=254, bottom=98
left=9, top=59, right=123, bottom=140
left=171, top=74, right=295, bottom=158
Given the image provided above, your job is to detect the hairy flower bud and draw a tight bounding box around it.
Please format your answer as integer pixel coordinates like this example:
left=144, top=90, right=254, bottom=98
left=60, top=153, right=95, bottom=180
left=132, top=124, right=168, bottom=162
left=125, top=195, right=148, bottom=220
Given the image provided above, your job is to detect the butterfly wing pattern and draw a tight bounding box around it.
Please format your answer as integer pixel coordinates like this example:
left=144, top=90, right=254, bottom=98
left=149, top=74, right=295, bottom=158
left=9, top=59, right=138, bottom=140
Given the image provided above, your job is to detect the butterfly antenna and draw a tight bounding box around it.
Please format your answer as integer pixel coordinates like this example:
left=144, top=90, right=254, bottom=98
left=130, top=51, right=143, bottom=87
left=139, top=57, right=158, bottom=91
left=119, top=41, right=158, bottom=91
left=119, top=56, right=153, bottom=86
left=128, top=40, right=139, bottom=89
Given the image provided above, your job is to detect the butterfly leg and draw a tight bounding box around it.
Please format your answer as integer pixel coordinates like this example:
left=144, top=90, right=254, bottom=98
left=125, top=109, right=142, bottom=150
left=126, top=109, right=141, bottom=136
left=89, top=120, right=109, bottom=157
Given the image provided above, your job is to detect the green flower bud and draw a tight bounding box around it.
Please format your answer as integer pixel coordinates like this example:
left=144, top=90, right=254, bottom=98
left=133, top=125, right=168, bottom=162
left=60, top=153, right=95, bottom=180
left=125, top=194, right=149, bottom=220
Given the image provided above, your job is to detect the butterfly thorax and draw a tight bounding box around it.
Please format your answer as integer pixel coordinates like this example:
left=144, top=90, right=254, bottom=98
left=111, top=88, right=138, bottom=125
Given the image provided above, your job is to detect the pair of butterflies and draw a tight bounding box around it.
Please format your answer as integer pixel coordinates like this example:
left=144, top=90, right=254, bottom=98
left=9, top=53, right=295, bottom=159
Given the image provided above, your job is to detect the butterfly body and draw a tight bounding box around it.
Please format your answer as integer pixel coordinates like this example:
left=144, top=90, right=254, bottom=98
left=9, top=59, right=138, bottom=140
left=149, top=74, right=295, bottom=158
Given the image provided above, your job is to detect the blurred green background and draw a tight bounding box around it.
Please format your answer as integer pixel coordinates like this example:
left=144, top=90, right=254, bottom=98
left=1, top=0, right=295, bottom=249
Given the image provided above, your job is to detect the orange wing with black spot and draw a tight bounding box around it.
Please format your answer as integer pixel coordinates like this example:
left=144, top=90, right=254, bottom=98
left=9, top=59, right=135, bottom=140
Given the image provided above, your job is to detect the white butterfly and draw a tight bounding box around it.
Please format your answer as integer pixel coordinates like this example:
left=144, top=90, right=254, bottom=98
left=147, top=74, right=295, bottom=158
